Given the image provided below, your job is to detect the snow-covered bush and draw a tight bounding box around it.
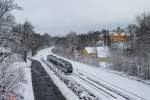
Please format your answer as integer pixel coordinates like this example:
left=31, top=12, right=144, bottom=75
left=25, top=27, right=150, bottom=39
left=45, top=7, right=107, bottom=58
left=0, top=54, right=26, bottom=100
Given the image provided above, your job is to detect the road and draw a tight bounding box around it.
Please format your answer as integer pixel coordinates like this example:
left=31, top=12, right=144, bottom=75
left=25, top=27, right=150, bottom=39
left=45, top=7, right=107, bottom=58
left=30, top=59, right=66, bottom=100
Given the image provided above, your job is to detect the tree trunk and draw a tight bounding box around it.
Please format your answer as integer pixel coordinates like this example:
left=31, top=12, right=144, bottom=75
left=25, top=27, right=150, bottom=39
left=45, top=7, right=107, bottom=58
left=32, top=50, right=34, bottom=56
left=24, top=51, right=27, bottom=62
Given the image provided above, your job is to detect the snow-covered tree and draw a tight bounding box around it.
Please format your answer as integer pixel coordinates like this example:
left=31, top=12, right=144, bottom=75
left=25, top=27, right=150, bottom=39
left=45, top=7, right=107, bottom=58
left=12, top=21, right=35, bottom=62
left=0, top=0, right=22, bottom=47
left=110, top=13, right=150, bottom=79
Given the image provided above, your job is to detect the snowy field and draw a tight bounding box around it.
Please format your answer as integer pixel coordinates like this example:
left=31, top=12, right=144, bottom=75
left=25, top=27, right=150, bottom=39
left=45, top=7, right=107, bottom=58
left=34, top=48, right=150, bottom=100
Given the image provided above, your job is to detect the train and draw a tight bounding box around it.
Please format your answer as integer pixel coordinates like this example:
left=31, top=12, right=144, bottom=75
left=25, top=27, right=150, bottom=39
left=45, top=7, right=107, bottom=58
left=47, top=55, right=73, bottom=74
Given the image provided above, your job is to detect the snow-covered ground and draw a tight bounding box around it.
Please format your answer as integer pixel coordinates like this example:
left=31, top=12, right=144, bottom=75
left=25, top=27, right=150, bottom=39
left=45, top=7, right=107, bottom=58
left=22, top=60, right=35, bottom=100
left=0, top=53, right=34, bottom=100
left=33, top=48, right=150, bottom=100
left=11, top=59, right=34, bottom=100
left=70, top=62, right=150, bottom=100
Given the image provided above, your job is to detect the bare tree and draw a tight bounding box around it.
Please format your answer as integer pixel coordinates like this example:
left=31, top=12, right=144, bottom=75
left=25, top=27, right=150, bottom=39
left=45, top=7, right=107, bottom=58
left=66, top=32, right=77, bottom=55
left=0, top=0, right=22, bottom=19
left=12, top=21, right=34, bottom=62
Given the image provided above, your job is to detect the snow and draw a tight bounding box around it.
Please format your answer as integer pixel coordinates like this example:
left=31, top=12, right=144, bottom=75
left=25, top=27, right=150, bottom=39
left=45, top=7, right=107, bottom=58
left=83, top=46, right=111, bottom=67
left=85, top=47, right=96, bottom=54
left=109, top=32, right=126, bottom=36
left=84, top=46, right=110, bottom=58
left=68, top=60, right=150, bottom=100
left=32, top=48, right=53, bottom=60
left=84, top=46, right=110, bottom=57
left=51, top=52, right=150, bottom=100
left=99, top=62, right=108, bottom=68
left=83, top=46, right=110, bottom=58
left=96, top=46, right=110, bottom=57
left=10, top=59, right=34, bottom=100
left=23, top=60, right=35, bottom=100
left=32, top=48, right=80, bottom=100
left=32, top=48, right=150, bottom=100
left=0, top=46, right=11, bottom=53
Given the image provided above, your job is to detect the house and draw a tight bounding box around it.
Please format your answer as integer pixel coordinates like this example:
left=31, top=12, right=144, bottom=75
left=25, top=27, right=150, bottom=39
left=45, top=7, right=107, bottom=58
left=96, top=46, right=110, bottom=62
left=80, top=46, right=110, bottom=67
left=81, top=47, right=97, bottom=57
left=81, top=46, right=110, bottom=61
left=109, top=32, right=127, bottom=42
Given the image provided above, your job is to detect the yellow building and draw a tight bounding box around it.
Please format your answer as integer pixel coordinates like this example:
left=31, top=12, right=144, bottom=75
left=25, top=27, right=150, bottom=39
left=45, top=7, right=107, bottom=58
left=81, top=47, right=97, bottom=57
left=81, top=47, right=110, bottom=62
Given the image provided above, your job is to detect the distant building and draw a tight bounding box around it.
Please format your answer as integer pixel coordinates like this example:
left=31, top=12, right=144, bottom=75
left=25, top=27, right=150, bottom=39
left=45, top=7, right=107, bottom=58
left=80, top=46, right=110, bottom=67
left=109, top=32, right=127, bottom=43
left=96, top=46, right=110, bottom=61
left=81, top=46, right=110, bottom=61
left=81, top=47, right=97, bottom=57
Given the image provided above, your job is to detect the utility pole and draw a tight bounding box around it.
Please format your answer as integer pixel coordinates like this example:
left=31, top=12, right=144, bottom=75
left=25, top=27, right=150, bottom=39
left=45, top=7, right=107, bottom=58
left=72, top=36, right=74, bottom=54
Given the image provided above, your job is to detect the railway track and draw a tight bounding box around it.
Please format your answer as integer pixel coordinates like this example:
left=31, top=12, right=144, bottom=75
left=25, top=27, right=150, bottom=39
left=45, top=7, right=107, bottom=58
left=76, top=69, right=146, bottom=100
left=72, top=73, right=118, bottom=99
left=71, top=72, right=142, bottom=100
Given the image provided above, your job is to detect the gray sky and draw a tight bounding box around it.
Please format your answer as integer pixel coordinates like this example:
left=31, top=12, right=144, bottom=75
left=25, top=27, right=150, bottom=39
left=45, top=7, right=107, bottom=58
left=13, top=0, right=150, bottom=36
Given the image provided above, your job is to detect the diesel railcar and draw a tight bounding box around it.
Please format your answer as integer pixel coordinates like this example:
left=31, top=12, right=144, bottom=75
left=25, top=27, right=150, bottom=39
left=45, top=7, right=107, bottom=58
left=47, top=55, right=73, bottom=74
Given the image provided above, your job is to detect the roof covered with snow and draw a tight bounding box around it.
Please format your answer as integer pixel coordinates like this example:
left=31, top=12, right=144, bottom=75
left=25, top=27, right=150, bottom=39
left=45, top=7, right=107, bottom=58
left=84, top=47, right=96, bottom=54
left=96, top=46, right=110, bottom=57
left=84, top=46, right=110, bottom=57
left=109, top=32, right=126, bottom=36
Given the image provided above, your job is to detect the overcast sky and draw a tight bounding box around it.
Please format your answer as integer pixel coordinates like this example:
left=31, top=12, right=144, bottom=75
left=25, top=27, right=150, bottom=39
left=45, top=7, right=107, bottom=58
left=13, top=0, right=150, bottom=36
